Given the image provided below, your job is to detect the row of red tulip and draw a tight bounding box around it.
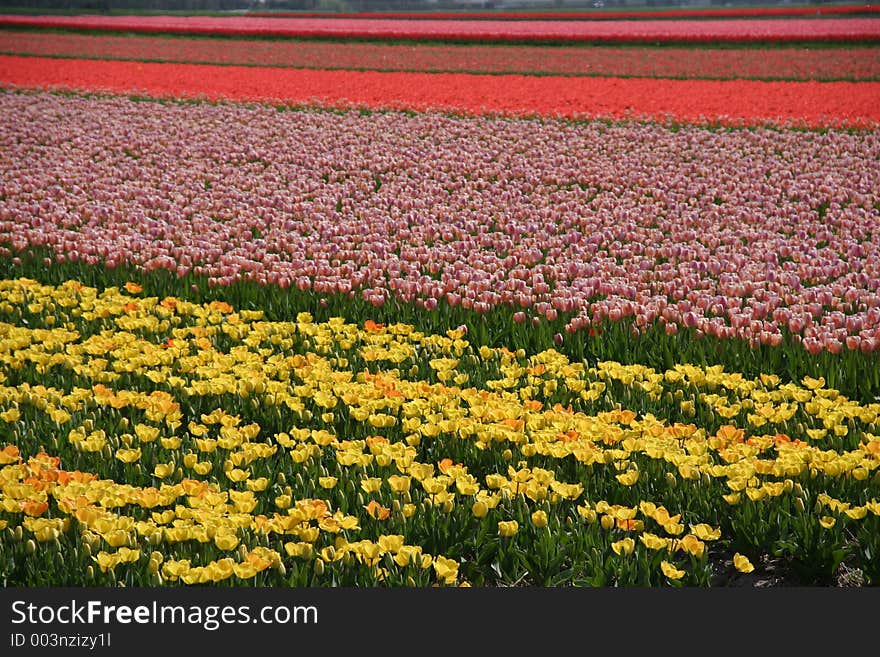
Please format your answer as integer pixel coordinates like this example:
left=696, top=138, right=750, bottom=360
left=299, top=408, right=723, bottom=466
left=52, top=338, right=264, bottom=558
left=246, top=4, right=880, bottom=21
left=1, top=56, right=878, bottom=128
left=0, top=15, right=877, bottom=42
left=1, top=31, right=877, bottom=81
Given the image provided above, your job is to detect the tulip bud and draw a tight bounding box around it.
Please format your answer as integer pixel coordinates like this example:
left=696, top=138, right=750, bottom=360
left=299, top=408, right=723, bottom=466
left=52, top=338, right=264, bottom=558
left=600, top=515, right=615, bottom=530
left=502, top=449, right=513, bottom=462
left=14, top=525, right=23, bottom=542
left=25, top=539, right=36, bottom=555
left=314, top=559, right=325, bottom=576
left=85, top=565, right=95, bottom=581
left=794, top=498, right=806, bottom=514
left=277, top=472, right=287, bottom=485
left=666, top=472, right=677, bottom=488
left=472, top=501, right=488, bottom=518
left=531, top=510, right=548, bottom=528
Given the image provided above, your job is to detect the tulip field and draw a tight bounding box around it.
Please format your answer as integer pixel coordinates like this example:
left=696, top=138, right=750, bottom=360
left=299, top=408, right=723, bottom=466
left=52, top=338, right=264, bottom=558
left=0, top=7, right=879, bottom=589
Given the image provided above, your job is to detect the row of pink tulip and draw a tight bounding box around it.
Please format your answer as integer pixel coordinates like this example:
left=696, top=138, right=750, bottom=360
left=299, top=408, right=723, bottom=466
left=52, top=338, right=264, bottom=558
left=1, top=91, right=878, bottom=353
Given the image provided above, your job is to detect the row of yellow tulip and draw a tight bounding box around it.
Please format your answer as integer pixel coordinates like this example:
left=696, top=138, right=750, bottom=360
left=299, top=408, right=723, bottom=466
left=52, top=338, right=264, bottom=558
left=1, top=277, right=878, bottom=585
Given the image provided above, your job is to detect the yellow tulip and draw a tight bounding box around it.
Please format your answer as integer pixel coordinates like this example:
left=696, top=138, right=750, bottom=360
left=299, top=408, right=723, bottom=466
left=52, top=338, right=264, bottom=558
left=193, top=461, right=212, bottom=475
left=497, top=520, right=519, bottom=537
left=102, top=530, right=131, bottom=549
left=689, top=524, right=721, bottom=541
left=94, top=551, right=117, bottom=573
left=485, top=474, right=507, bottom=489
left=386, top=475, right=411, bottom=493
left=207, top=558, right=236, bottom=582
left=284, top=542, right=313, bottom=559
left=393, top=545, right=423, bottom=567
left=677, top=534, right=705, bottom=559
left=577, top=505, right=597, bottom=523
left=360, top=477, right=383, bottom=494
left=722, top=493, right=742, bottom=505
left=432, top=556, right=459, bottom=585
left=377, top=535, right=405, bottom=554
left=471, top=500, right=489, bottom=519
left=115, top=448, right=142, bottom=464
left=153, top=463, right=174, bottom=479
left=639, top=533, right=672, bottom=552
left=611, top=538, right=635, bottom=556
left=225, top=468, right=249, bottom=482
left=745, top=487, right=766, bottom=502
left=214, top=533, right=240, bottom=551
left=663, top=521, right=685, bottom=536
left=733, top=553, right=755, bottom=573
left=660, top=560, right=685, bottom=580
left=246, top=477, right=269, bottom=492
left=531, top=510, right=548, bottom=528
left=844, top=506, right=868, bottom=520
left=615, top=470, right=639, bottom=486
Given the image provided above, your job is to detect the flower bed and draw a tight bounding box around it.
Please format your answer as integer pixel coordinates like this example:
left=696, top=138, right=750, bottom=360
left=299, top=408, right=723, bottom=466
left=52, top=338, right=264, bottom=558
left=0, top=277, right=877, bottom=586
left=1, top=90, right=878, bottom=371
left=1, top=31, right=877, bottom=81
left=1, top=15, right=878, bottom=43
left=2, top=56, right=879, bottom=126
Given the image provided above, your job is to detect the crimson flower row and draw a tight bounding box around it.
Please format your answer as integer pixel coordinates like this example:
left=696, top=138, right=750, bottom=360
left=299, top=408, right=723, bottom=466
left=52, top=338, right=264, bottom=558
left=0, top=15, right=878, bottom=43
